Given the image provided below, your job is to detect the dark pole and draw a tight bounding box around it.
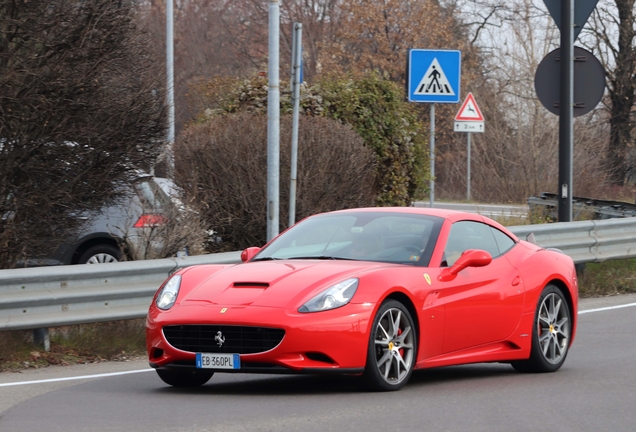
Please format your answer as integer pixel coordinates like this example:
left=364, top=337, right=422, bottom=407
left=558, top=0, right=573, bottom=222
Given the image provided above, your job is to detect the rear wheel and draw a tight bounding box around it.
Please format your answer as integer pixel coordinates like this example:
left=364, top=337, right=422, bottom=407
left=156, top=369, right=214, bottom=387
left=512, top=284, right=571, bottom=373
left=78, top=244, right=122, bottom=264
left=363, top=300, right=417, bottom=391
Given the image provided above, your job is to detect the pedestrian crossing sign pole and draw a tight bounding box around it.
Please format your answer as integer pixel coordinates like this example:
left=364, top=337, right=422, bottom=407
left=406, top=49, right=461, bottom=208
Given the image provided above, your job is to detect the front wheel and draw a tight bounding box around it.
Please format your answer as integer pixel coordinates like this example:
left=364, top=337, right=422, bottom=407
left=363, top=300, right=417, bottom=391
left=156, top=369, right=214, bottom=387
left=512, top=284, right=571, bottom=373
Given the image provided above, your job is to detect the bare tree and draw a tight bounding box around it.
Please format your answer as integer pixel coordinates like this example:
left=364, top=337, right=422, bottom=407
left=137, top=0, right=345, bottom=136
left=0, top=0, right=166, bottom=268
left=439, top=0, right=608, bottom=202
left=582, top=0, right=636, bottom=186
left=139, top=0, right=256, bottom=134
left=213, top=0, right=343, bottom=80
left=464, top=0, right=635, bottom=190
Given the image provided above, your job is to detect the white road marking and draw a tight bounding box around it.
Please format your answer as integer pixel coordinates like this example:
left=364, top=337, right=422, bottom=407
left=578, top=302, right=636, bottom=315
left=0, top=368, right=153, bottom=388
left=1, top=300, right=635, bottom=388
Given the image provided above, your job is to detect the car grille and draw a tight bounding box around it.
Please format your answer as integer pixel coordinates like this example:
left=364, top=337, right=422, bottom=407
left=162, top=325, right=285, bottom=354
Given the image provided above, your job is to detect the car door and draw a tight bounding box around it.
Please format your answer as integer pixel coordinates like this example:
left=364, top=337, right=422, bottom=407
left=439, top=221, right=525, bottom=354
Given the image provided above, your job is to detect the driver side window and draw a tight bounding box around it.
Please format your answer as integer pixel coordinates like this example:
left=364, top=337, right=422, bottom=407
left=443, top=221, right=500, bottom=266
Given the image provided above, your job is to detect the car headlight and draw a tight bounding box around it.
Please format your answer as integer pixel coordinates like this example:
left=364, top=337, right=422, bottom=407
left=156, top=275, right=182, bottom=310
left=298, top=278, right=359, bottom=313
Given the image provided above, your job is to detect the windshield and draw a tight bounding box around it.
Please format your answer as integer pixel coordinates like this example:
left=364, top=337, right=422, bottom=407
left=255, top=211, right=443, bottom=266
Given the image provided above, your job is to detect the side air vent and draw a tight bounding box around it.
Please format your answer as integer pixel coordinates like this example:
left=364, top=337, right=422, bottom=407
left=305, top=352, right=336, bottom=364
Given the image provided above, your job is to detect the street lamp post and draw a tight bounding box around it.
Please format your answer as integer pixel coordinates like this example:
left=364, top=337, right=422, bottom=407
left=166, top=0, right=175, bottom=176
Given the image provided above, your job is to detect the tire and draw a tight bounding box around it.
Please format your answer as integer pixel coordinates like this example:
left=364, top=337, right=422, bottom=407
left=78, top=244, right=122, bottom=264
left=156, top=369, right=214, bottom=387
left=512, top=284, right=571, bottom=373
left=362, top=300, right=417, bottom=391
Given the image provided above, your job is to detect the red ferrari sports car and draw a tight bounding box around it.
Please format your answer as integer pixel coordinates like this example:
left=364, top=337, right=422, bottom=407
left=146, top=207, right=578, bottom=391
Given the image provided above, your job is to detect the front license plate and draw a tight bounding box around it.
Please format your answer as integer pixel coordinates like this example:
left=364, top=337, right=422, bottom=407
left=196, top=353, right=241, bottom=370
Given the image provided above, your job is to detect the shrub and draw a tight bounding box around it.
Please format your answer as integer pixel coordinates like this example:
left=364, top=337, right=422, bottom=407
left=315, top=73, right=428, bottom=206
left=175, top=113, right=376, bottom=250
left=191, top=73, right=429, bottom=206
left=122, top=203, right=209, bottom=260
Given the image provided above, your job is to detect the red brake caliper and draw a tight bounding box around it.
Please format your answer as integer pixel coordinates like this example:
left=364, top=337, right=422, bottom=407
left=397, top=328, right=404, bottom=358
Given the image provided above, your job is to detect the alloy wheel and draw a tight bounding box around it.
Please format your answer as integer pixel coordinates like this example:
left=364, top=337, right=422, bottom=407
left=372, top=307, right=415, bottom=385
left=537, top=292, right=570, bottom=364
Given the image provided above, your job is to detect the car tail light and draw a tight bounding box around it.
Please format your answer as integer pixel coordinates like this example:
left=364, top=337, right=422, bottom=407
left=133, top=214, right=166, bottom=228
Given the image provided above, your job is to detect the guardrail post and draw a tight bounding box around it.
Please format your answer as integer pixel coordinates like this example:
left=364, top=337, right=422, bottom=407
left=33, top=328, right=50, bottom=352
left=575, top=263, right=586, bottom=277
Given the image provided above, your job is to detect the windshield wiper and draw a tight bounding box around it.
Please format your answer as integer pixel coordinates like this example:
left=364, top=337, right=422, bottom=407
left=251, top=257, right=281, bottom=261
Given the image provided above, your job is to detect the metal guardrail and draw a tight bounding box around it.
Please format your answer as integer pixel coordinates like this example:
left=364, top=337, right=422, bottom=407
left=0, top=252, right=241, bottom=332
left=2, top=216, right=636, bottom=334
left=528, top=192, right=636, bottom=219
left=510, top=217, right=636, bottom=264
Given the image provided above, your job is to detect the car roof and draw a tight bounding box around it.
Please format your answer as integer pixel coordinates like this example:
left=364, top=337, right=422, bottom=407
left=316, top=207, right=518, bottom=241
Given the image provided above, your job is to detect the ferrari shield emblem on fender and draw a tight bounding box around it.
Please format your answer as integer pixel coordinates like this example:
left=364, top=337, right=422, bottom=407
left=220, top=308, right=227, bottom=313
left=423, top=274, right=432, bottom=285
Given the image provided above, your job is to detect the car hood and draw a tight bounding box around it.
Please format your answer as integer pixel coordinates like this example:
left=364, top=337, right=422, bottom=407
left=180, top=260, right=390, bottom=309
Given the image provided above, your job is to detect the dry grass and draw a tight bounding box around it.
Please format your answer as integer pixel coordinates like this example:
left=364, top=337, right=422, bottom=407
left=489, top=214, right=530, bottom=227
left=578, top=259, right=636, bottom=298
left=0, top=319, right=146, bottom=372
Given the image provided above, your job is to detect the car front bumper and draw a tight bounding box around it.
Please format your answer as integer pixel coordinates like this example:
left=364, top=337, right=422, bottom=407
left=146, top=302, right=376, bottom=374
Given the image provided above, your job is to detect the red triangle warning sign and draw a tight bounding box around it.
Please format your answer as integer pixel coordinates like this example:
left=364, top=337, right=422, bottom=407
left=454, top=93, right=484, bottom=121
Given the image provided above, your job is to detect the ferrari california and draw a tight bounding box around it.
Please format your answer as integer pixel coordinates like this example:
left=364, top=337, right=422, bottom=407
left=146, top=207, right=578, bottom=391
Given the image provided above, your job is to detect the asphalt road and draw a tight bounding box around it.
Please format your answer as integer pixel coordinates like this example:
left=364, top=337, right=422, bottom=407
left=1, top=294, right=635, bottom=432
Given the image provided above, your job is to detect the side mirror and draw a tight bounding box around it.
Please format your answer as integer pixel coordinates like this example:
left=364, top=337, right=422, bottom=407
left=241, top=247, right=261, bottom=262
left=438, top=249, right=492, bottom=282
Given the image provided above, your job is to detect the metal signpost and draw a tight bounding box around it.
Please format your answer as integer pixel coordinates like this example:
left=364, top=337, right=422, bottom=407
left=453, top=93, right=485, bottom=202
left=267, top=0, right=280, bottom=241
left=536, top=0, right=600, bottom=222
left=558, top=0, right=574, bottom=222
left=407, top=49, right=461, bottom=208
left=289, top=23, right=302, bottom=227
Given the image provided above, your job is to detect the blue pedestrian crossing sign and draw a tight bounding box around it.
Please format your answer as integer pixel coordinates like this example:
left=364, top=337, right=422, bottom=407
left=407, top=49, right=461, bottom=103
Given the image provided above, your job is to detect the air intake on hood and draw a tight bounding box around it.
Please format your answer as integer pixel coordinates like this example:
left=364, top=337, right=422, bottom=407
left=232, top=282, right=270, bottom=288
